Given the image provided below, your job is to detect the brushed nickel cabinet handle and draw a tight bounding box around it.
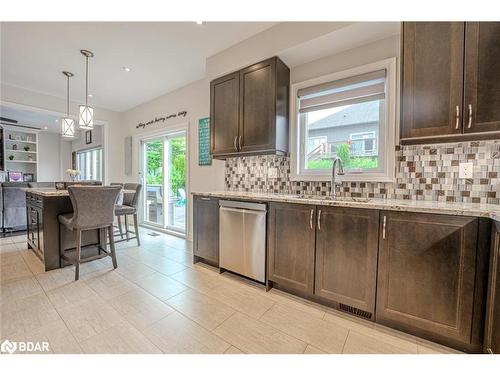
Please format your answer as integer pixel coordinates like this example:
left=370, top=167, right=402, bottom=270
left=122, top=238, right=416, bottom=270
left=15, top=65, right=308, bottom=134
left=317, top=209, right=322, bottom=230
left=468, top=104, right=473, bottom=129
left=455, top=105, right=460, bottom=129
left=309, top=209, right=314, bottom=230
left=238, top=135, right=242, bottom=151
left=382, top=215, right=387, bottom=239
left=200, top=197, right=211, bottom=201
left=234, top=136, right=238, bottom=151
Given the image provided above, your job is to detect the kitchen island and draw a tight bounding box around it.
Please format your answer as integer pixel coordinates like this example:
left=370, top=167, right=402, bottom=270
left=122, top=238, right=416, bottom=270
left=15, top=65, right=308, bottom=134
left=25, top=189, right=106, bottom=271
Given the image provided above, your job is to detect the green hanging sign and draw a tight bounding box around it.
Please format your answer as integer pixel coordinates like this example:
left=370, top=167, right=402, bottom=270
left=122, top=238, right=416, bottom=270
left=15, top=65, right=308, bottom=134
left=198, top=117, right=212, bottom=166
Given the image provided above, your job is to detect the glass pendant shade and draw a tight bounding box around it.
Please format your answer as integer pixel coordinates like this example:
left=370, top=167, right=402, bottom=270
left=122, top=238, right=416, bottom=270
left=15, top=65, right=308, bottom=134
left=61, top=117, right=75, bottom=138
left=79, top=105, right=94, bottom=130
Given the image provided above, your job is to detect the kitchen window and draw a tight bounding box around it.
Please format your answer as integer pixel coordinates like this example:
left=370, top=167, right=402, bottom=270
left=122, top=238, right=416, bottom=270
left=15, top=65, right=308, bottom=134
left=290, top=58, right=397, bottom=182
left=76, top=147, right=103, bottom=181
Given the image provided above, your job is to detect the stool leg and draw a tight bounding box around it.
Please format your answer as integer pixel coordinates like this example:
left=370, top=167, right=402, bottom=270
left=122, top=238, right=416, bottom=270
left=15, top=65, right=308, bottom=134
left=124, top=215, right=130, bottom=241
left=75, top=229, right=82, bottom=281
left=117, top=216, right=124, bottom=239
left=133, top=213, right=140, bottom=246
left=108, top=225, right=117, bottom=269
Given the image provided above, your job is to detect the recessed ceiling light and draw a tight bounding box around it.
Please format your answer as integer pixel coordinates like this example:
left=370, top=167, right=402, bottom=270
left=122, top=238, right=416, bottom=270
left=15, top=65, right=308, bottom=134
left=88, top=94, right=93, bottom=98
left=55, top=119, right=58, bottom=122
left=123, top=67, right=131, bottom=72
left=195, top=21, right=204, bottom=25
left=43, top=126, right=48, bottom=130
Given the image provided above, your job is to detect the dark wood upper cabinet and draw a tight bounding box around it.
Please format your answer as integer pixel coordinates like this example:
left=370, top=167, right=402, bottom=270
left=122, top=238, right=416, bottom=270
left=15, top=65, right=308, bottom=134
left=376, top=211, right=479, bottom=351
left=464, top=22, right=500, bottom=134
left=268, top=202, right=316, bottom=295
left=210, top=72, right=240, bottom=156
left=193, top=196, right=219, bottom=266
left=484, top=222, right=500, bottom=354
left=401, top=22, right=465, bottom=140
left=210, top=57, right=289, bottom=159
left=314, top=206, right=379, bottom=318
left=400, top=22, right=500, bottom=144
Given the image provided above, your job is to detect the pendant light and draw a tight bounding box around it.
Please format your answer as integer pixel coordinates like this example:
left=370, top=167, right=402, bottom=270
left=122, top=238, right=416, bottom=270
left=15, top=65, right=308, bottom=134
left=61, top=71, right=75, bottom=138
left=78, top=49, right=94, bottom=130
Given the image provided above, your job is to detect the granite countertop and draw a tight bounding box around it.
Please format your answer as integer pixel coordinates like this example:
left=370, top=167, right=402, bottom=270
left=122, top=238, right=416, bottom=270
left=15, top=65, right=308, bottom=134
left=25, top=188, right=136, bottom=197
left=192, top=191, right=500, bottom=222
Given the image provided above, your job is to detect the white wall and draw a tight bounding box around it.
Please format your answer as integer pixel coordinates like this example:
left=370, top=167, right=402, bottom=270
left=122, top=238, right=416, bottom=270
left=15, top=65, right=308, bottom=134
left=37, top=132, right=62, bottom=181
left=113, top=78, right=226, bottom=240
left=72, top=125, right=104, bottom=152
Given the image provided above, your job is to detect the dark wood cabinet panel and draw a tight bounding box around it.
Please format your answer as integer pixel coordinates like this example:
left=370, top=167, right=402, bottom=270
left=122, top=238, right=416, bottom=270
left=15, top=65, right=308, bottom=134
left=210, top=72, right=239, bottom=157
left=193, top=196, right=219, bottom=266
left=464, top=22, right=500, bottom=134
left=210, top=57, right=289, bottom=159
left=485, top=222, right=500, bottom=354
left=314, top=206, right=379, bottom=317
left=268, top=202, right=316, bottom=295
left=376, top=211, right=479, bottom=350
left=401, top=22, right=465, bottom=139
left=239, top=59, right=275, bottom=153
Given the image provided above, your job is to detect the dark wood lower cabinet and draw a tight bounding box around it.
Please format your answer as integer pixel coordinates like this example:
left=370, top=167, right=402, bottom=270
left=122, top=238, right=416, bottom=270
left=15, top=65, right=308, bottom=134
left=267, top=202, right=316, bottom=295
left=484, top=222, right=500, bottom=353
left=193, top=196, right=219, bottom=266
left=314, top=206, right=379, bottom=318
left=376, top=211, right=481, bottom=352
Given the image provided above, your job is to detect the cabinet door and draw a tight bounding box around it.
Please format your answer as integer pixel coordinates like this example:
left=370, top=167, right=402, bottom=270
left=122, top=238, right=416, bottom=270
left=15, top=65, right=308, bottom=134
left=401, top=22, right=465, bottom=139
left=268, top=202, right=316, bottom=295
left=210, top=72, right=239, bottom=157
left=239, top=58, right=276, bottom=153
left=485, top=222, right=500, bottom=354
left=376, top=211, right=478, bottom=347
left=193, top=196, right=219, bottom=265
left=464, top=22, right=500, bottom=134
left=314, top=206, right=379, bottom=316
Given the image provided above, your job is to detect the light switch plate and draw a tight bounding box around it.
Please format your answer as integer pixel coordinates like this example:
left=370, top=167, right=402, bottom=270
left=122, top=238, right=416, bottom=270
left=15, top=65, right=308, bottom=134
left=267, top=167, right=278, bottom=179
left=459, top=162, right=473, bottom=179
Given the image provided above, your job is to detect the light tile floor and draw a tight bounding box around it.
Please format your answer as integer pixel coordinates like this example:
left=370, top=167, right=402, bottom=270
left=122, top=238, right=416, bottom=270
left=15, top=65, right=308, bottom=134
left=0, top=229, right=461, bottom=354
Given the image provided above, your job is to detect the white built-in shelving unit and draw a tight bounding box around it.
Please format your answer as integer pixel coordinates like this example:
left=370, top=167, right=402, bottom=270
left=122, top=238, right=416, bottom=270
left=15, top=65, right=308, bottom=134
left=1, top=124, right=39, bottom=181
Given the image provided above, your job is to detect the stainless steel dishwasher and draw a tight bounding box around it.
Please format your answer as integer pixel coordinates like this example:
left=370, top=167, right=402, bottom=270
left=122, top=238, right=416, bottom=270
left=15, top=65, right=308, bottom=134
left=219, top=200, right=267, bottom=283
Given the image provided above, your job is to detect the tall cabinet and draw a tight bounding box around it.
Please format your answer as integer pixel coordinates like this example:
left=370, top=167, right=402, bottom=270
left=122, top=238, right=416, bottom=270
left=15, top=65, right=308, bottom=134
left=400, top=22, right=500, bottom=143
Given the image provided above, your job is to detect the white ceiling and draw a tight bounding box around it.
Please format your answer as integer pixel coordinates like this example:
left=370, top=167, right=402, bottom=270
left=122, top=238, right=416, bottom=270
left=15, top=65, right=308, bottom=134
left=279, top=22, right=400, bottom=67
left=0, top=22, right=276, bottom=112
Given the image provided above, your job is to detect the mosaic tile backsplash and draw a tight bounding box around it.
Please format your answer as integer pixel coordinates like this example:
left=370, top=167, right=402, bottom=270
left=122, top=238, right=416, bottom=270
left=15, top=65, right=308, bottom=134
left=225, top=140, right=500, bottom=204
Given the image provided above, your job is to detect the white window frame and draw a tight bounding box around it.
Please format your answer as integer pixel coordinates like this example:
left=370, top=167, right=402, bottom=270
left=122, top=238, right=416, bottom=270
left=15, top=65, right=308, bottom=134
left=290, top=58, right=397, bottom=182
left=76, top=147, right=103, bottom=181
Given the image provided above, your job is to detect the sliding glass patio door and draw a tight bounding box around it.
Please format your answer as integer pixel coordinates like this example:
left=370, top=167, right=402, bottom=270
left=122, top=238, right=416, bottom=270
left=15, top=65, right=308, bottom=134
left=141, top=131, right=186, bottom=234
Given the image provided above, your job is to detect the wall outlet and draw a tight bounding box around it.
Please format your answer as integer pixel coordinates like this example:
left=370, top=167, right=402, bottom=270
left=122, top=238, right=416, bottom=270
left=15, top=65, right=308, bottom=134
left=459, top=162, right=474, bottom=179
left=267, top=167, right=278, bottom=179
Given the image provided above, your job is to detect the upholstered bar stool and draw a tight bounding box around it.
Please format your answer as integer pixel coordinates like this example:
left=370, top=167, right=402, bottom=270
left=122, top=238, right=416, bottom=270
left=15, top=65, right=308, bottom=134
left=114, top=183, right=142, bottom=246
left=58, top=185, right=121, bottom=281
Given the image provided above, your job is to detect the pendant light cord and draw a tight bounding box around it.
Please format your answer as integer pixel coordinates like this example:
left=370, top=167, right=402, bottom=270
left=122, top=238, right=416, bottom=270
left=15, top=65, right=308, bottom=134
left=66, top=75, right=70, bottom=116
left=85, top=55, right=89, bottom=107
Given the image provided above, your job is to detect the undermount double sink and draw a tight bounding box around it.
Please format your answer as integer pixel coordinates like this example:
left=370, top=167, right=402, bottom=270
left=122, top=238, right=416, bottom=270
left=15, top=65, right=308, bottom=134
left=292, top=194, right=371, bottom=203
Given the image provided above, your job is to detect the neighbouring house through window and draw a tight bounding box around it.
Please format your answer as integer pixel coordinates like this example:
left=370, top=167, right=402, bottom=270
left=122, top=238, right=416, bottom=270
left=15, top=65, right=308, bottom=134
left=291, top=58, right=396, bottom=182
left=75, top=147, right=103, bottom=181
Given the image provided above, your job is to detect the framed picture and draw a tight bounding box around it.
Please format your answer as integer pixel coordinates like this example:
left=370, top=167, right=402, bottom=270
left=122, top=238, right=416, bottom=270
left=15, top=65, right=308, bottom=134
left=85, top=130, right=92, bottom=144
left=23, top=173, right=34, bottom=182
left=8, top=171, right=23, bottom=182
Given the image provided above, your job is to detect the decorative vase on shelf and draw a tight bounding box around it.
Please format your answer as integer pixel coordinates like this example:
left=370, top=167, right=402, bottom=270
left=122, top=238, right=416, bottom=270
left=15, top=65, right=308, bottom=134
left=12, top=144, right=17, bottom=150
left=28, top=156, right=33, bottom=162
left=24, top=146, right=30, bottom=151
left=8, top=155, right=14, bottom=160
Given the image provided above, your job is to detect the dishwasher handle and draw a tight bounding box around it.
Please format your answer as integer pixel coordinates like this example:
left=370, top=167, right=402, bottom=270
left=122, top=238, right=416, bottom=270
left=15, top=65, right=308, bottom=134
left=220, top=206, right=266, bottom=215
